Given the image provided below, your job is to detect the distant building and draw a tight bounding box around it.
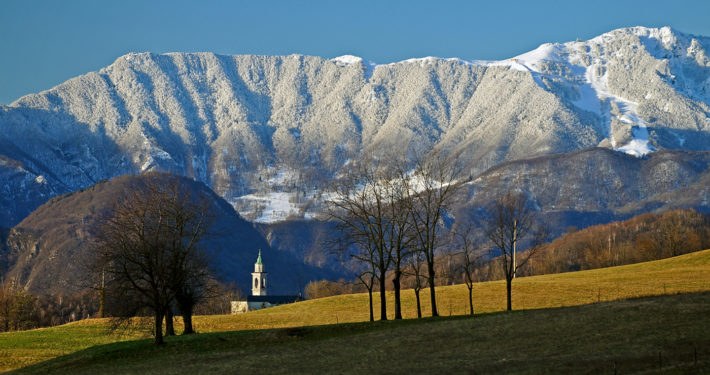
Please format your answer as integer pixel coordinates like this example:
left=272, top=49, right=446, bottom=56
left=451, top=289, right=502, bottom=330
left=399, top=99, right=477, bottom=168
left=251, top=249, right=267, bottom=296
left=230, top=250, right=301, bottom=314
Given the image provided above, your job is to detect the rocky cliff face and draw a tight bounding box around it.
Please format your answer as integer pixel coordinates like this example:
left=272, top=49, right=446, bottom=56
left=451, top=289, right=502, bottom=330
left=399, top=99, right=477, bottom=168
left=1, top=26, right=709, bottom=228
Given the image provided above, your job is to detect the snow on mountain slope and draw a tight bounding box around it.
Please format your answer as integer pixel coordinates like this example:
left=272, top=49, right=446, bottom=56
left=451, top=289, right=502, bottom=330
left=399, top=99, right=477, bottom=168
left=1, top=26, right=710, bottom=226
left=499, top=27, right=703, bottom=156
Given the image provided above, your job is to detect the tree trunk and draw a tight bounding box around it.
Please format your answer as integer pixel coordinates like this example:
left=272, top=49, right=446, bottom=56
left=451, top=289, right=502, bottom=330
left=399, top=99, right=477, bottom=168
left=427, top=260, right=438, bottom=317
left=506, top=277, right=512, bottom=311
left=468, top=286, right=474, bottom=315
left=379, top=274, right=387, bottom=321
left=414, top=289, right=422, bottom=318
left=182, top=312, right=194, bottom=335
left=368, top=289, right=374, bottom=322
left=177, top=296, right=195, bottom=335
left=512, top=226, right=517, bottom=279
left=2, top=302, right=10, bottom=331
left=98, top=270, right=105, bottom=318
left=164, top=308, right=175, bottom=336
left=154, top=310, right=165, bottom=345
left=392, top=272, right=402, bottom=320
left=182, top=305, right=194, bottom=335
left=98, top=288, right=105, bottom=318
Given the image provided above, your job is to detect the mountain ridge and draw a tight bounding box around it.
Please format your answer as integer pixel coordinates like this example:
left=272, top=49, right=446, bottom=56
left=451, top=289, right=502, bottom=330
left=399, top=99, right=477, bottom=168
left=0, top=25, right=709, bottom=228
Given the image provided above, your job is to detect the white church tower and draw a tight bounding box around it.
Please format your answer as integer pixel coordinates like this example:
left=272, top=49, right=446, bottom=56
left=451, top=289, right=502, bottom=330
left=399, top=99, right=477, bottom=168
left=251, top=249, right=267, bottom=296
left=231, top=248, right=300, bottom=314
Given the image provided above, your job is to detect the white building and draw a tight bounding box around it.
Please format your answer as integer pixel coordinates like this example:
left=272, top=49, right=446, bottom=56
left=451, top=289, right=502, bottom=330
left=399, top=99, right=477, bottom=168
left=231, top=250, right=301, bottom=314
left=251, top=249, right=267, bottom=296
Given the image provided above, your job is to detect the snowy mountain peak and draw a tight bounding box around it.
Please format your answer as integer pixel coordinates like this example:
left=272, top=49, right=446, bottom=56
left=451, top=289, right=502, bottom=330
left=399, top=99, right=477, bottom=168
left=1, top=26, right=709, bottom=225
left=630, top=25, right=680, bottom=44
left=496, top=26, right=710, bottom=157
left=332, top=54, right=363, bottom=65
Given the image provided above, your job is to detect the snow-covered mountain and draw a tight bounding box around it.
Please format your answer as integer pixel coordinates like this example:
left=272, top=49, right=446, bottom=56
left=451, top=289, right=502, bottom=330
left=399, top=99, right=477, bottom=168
left=1, top=26, right=709, bottom=227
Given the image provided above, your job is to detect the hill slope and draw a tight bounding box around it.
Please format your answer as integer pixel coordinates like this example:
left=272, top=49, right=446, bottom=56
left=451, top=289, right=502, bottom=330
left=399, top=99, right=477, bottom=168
left=457, top=148, right=710, bottom=233
left=2, top=173, right=339, bottom=295
left=9, top=293, right=710, bottom=374
left=2, top=249, right=710, bottom=372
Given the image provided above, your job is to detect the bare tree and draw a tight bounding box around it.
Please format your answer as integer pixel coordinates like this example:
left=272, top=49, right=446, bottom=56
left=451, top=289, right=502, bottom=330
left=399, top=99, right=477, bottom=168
left=486, top=191, right=546, bottom=311
left=168, top=193, right=214, bottom=336
left=327, top=156, right=405, bottom=321
left=438, top=250, right=458, bottom=286
left=326, top=228, right=378, bottom=322
left=403, top=250, right=428, bottom=318
left=328, top=149, right=463, bottom=320
left=290, top=268, right=307, bottom=299
left=89, top=172, right=215, bottom=344
left=652, top=213, right=694, bottom=258
left=194, top=281, right=243, bottom=315
left=454, top=224, right=483, bottom=315
left=357, top=268, right=377, bottom=322
left=404, top=150, right=465, bottom=317
left=384, top=173, right=413, bottom=320
left=0, top=281, right=14, bottom=332
left=304, top=279, right=353, bottom=299
left=90, top=191, right=173, bottom=344
left=7, top=289, right=38, bottom=331
left=174, top=257, right=213, bottom=335
left=97, top=270, right=105, bottom=318
left=164, top=307, right=176, bottom=336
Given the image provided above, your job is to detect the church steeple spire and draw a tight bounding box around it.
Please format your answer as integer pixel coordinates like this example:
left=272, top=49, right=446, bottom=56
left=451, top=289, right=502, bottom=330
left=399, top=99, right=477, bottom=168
left=251, top=249, right=267, bottom=296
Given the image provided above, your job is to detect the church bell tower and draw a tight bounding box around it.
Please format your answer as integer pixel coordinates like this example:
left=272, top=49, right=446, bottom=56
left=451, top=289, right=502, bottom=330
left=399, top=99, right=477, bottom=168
left=251, top=249, right=267, bottom=296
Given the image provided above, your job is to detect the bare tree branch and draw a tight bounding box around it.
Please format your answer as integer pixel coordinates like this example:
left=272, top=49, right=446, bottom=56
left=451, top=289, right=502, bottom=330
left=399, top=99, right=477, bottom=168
left=486, top=191, right=547, bottom=311
left=86, top=172, right=216, bottom=344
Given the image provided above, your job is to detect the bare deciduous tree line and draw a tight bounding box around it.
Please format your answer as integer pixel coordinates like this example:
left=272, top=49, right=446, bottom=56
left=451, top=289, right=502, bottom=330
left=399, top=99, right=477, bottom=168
left=525, top=209, right=710, bottom=276
left=319, top=175, right=710, bottom=317
left=0, top=281, right=101, bottom=332
left=325, top=149, right=544, bottom=319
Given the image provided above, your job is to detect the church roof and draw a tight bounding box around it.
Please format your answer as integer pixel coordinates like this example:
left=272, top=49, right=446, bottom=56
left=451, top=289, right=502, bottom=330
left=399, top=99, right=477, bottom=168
left=246, top=295, right=302, bottom=304
left=256, top=249, right=262, bottom=265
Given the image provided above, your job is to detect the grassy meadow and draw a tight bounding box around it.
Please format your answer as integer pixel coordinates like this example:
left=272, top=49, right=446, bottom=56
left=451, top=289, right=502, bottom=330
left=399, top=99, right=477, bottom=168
left=2, top=249, right=710, bottom=373
left=7, top=293, right=710, bottom=374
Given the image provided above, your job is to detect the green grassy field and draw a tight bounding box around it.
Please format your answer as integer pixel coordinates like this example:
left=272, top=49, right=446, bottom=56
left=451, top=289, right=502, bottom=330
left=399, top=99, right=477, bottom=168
left=2, top=249, right=710, bottom=374
left=8, top=293, right=710, bottom=374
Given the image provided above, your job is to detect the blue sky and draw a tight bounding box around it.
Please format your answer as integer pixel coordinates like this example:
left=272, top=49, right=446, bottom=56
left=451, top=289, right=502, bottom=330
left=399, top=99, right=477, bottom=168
left=1, top=0, right=710, bottom=104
